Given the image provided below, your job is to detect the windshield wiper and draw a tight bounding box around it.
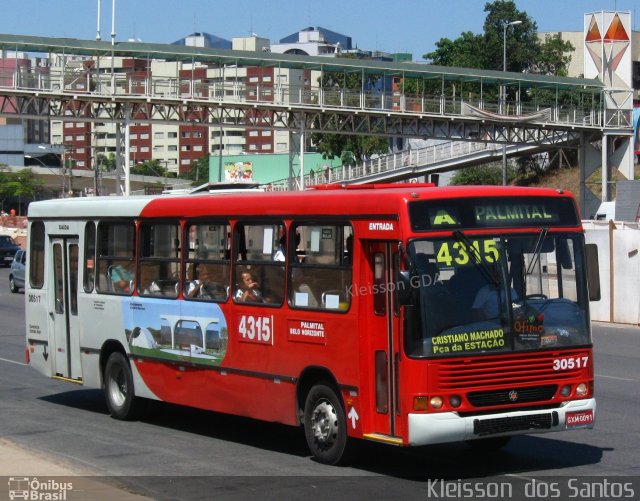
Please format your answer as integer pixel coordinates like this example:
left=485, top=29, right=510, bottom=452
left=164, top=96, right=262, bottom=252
left=526, top=227, right=549, bottom=276
left=452, top=230, right=499, bottom=286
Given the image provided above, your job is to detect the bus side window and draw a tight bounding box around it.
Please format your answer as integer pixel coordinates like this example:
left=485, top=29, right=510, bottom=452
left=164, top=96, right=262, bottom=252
left=83, top=221, right=96, bottom=293
left=233, top=222, right=285, bottom=306
left=29, top=221, right=45, bottom=289
left=96, top=221, right=135, bottom=295
left=138, top=222, right=181, bottom=298
left=289, top=223, right=352, bottom=311
left=184, top=223, right=231, bottom=302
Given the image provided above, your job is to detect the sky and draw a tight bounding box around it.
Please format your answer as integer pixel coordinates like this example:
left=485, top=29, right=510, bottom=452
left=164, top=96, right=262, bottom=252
left=0, top=0, right=638, bottom=61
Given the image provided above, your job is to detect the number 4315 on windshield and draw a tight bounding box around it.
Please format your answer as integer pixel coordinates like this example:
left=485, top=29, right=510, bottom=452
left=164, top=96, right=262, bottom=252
left=436, top=240, right=499, bottom=266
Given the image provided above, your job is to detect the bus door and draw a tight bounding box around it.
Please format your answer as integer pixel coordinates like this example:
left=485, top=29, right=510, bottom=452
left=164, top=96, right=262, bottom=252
left=50, top=237, right=82, bottom=381
left=368, top=241, right=403, bottom=440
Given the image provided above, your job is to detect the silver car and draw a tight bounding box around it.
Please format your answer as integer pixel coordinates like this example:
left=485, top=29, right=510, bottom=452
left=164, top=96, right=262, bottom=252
left=9, top=249, right=26, bottom=293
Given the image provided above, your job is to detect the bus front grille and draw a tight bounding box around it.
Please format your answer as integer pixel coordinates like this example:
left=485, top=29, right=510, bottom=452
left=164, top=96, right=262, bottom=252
left=467, top=384, right=557, bottom=407
left=473, top=411, right=558, bottom=436
left=434, top=352, right=584, bottom=390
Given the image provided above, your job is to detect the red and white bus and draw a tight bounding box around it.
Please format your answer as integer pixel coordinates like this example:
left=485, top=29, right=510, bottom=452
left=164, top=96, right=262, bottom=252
left=25, top=184, right=600, bottom=464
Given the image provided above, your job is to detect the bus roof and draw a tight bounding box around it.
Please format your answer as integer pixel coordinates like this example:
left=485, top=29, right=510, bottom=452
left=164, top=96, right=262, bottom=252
left=27, top=185, right=575, bottom=220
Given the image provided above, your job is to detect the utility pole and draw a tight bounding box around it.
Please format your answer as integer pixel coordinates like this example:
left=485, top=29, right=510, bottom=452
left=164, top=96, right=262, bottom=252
left=501, top=20, right=522, bottom=186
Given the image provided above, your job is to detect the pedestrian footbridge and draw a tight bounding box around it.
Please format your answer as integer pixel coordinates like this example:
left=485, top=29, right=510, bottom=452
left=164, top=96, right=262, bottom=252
left=0, top=34, right=634, bottom=215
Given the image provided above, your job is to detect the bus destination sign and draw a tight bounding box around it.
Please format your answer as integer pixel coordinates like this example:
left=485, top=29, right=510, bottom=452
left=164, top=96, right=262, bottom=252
left=409, top=196, right=579, bottom=231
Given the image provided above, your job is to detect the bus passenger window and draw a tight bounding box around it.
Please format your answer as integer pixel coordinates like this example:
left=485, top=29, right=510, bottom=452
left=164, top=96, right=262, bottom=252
left=96, top=222, right=135, bottom=295
left=233, top=222, right=285, bottom=306
left=289, top=223, right=353, bottom=311
left=184, top=223, right=230, bottom=302
left=138, top=222, right=180, bottom=298
left=29, top=221, right=45, bottom=289
left=83, top=222, right=96, bottom=293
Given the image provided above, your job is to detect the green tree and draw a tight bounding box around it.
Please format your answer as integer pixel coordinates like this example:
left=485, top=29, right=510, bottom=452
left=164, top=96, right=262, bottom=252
left=421, top=1, right=576, bottom=184
left=424, top=31, right=485, bottom=69
left=450, top=164, right=511, bottom=186
left=423, top=1, right=573, bottom=76
left=0, top=167, right=46, bottom=210
left=530, top=34, right=574, bottom=76
left=130, top=160, right=169, bottom=178
left=179, top=154, right=210, bottom=185
left=480, top=0, right=538, bottom=72
left=95, top=153, right=116, bottom=172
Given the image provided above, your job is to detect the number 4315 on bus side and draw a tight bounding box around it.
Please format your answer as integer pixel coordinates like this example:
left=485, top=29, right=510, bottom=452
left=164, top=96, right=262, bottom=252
left=238, top=315, right=273, bottom=345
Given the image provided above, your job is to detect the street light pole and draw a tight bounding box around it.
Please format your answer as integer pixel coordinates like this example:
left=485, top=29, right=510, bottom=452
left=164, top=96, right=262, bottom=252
left=61, top=147, right=67, bottom=197
left=501, top=19, right=522, bottom=186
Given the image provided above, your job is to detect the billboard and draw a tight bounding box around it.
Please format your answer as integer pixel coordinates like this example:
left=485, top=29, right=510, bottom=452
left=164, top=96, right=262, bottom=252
left=224, top=161, right=253, bottom=181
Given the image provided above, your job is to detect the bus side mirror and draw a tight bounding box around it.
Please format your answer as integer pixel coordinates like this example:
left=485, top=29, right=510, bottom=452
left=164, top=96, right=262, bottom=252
left=585, top=243, right=601, bottom=302
left=396, top=270, right=413, bottom=306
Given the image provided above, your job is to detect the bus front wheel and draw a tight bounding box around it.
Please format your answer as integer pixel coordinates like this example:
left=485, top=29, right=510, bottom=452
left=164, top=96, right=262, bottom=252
left=303, top=383, right=352, bottom=465
left=103, top=352, right=145, bottom=420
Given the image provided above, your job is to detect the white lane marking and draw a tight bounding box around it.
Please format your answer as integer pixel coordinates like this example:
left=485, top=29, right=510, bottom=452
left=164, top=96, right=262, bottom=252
left=596, top=373, right=634, bottom=381
left=0, top=356, right=28, bottom=366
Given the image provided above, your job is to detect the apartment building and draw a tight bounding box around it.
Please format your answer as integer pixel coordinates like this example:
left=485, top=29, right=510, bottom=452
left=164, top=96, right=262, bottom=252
left=0, top=54, right=50, bottom=166
left=3, top=27, right=346, bottom=178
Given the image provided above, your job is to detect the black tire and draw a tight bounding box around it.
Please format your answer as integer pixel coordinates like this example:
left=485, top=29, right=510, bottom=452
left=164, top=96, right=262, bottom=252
left=9, top=275, right=18, bottom=293
left=467, top=436, right=511, bottom=451
left=303, top=383, right=353, bottom=465
left=103, top=352, right=146, bottom=420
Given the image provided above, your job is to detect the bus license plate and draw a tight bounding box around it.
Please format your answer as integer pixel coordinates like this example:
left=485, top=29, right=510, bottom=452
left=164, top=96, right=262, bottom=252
left=566, top=410, right=594, bottom=428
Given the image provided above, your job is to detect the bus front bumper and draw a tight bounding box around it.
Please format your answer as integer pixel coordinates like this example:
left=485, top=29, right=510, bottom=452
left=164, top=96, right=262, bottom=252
left=407, top=398, right=596, bottom=446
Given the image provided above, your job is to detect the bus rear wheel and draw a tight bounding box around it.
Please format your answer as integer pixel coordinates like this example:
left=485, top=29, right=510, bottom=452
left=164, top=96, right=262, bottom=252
left=103, top=352, right=145, bottom=420
left=303, top=383, right=352, bottom=465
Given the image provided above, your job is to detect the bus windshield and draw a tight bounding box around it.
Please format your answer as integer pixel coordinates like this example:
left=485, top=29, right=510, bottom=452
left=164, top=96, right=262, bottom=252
left=404, top=233, right=591, bottom=358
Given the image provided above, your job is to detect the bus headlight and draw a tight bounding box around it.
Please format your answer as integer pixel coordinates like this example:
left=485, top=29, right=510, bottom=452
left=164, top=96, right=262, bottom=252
left=449, top=395, right=462, bottom=408
left=430, top=396, right=444, bottom=409
left=575, top=383, right=588, bottom=396
left=560, top=385, right=572, bottom=397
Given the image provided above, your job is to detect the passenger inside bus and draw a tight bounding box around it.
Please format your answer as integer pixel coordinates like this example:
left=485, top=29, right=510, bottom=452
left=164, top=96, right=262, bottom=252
left=187, top=264, right=227, bottom=300
left=273, top=232, right=301, bottom=262
left=110, top=261, right=134, bottom=293
left=234, top=270, right=263, bottom=303
left=139, top=264, right=161, bottom=295
left=273, top=236, right=286, bottom=262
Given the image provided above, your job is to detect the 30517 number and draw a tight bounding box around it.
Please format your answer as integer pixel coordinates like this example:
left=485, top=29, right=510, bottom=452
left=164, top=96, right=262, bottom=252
left=553, top=356, right=588, bottom=371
